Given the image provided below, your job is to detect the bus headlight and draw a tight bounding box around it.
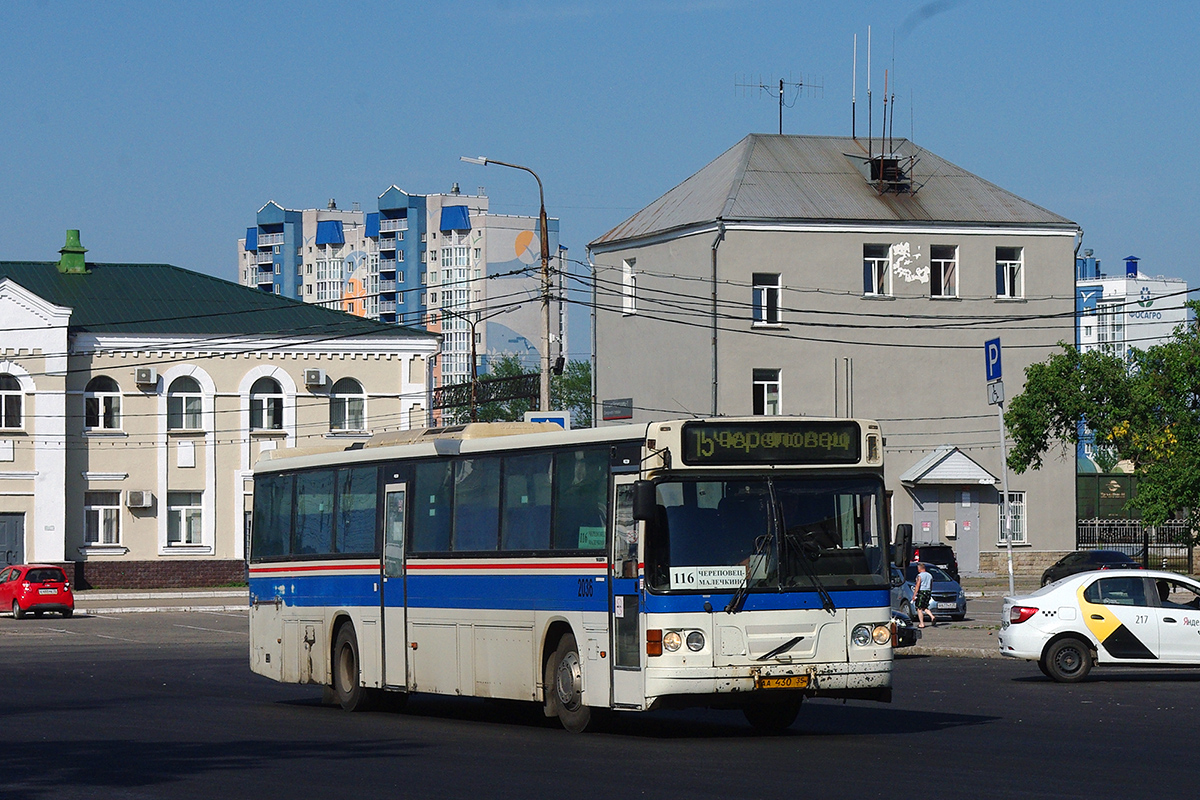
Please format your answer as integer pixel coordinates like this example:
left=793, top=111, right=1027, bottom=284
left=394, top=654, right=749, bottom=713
left=871, top=624, right=891, bottom=645
left=663, top=631, right=682, bottom=652
left=686, top=631, right=705, bottom=652
left=852, top=625, right=872, bottom=647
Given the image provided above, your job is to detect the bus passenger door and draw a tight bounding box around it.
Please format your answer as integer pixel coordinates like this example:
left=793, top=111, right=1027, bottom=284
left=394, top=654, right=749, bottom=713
left=382, top=482, right=408, bottom=690
left=611, top=477, right=644, bottom=708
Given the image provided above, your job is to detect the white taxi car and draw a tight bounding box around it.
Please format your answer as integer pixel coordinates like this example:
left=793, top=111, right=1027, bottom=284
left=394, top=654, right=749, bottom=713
left=999, top=569, right=1200, bottom=682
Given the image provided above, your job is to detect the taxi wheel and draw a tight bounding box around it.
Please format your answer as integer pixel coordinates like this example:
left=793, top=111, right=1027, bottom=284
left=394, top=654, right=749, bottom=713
left=11, top=600, right=24, bottom=620
left=1042, top=637, right=1093, bottom=683
left=743, top=695, right=803, bottom=734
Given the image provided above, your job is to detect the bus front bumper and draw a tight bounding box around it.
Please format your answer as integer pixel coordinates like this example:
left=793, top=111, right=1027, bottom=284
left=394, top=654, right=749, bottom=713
left=644, top=659, right=892, bottom=704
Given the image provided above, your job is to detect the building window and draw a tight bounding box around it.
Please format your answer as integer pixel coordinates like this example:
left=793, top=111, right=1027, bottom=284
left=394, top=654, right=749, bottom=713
left=622, top=258, right=637, bottom=314
left=752, top=369, right=781, bottom=415
left=930, top=245, right=958, bottom=298
left=167, top=491, right=203, bottom=545
left=442, top=249, right=453, bottom=268
left=84, top=491, right=121, bottom=545
left=996, top=246, right=1023, bottom=298
left=250, top=377, right=284, bottom=431
left=863, top=244, right=892, bottom=296
left=455, top=246, right=468, bottom=267
left=1097, top=301, right=1125, bottom=359
left=84, top=375, right=122, bottom=430
left=167, top=376, right=203, bottom=430
left=752, top=273, right=781, bottom=325
left=0, top=374, right=23, bottom=429
left=330, top=378, right=366, bottom=431
left=999, top=491, right=1026, bottom=544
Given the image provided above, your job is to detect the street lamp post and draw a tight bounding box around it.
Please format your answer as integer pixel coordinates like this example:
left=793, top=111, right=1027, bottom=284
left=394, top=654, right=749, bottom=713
left=460, top=155, right=552, bottom=412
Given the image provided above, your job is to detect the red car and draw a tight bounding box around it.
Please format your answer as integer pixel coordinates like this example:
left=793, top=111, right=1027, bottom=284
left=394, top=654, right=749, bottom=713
left=0, top=564, right=75, bottom=618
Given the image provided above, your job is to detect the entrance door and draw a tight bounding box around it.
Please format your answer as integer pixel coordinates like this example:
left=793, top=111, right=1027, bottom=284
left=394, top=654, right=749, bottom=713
left=610, top=476, right=643, bottom=708
left=955, top=490, right=980, bottom=575
left=0, top=514, right=23, bottom=566
left=911, top=488, right=939, bottom=545
left=381, top=482, right=408, bottom=689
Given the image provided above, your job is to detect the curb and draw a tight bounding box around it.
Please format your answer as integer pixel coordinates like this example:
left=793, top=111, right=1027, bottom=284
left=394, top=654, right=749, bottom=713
left=75, top=604, right=249, bottom=615
left=904, top=645, right=1000, bottom=659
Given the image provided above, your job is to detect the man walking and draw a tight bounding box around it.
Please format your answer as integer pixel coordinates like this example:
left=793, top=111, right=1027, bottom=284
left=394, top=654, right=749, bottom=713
left=913, top=562, right=937, bottom=628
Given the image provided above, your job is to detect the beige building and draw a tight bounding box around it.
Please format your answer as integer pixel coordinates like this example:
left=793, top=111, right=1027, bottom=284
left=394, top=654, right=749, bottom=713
left=0, top=232, right=437, bottom=587
left=588, top=135, right=1082, bottom=577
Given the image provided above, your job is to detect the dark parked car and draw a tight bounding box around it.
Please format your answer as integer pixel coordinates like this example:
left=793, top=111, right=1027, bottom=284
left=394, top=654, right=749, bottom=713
left=910, top=544, right=960, bottom=582
left=892, top=609, right=921, bottom=648
left=904, top=562, right=967, bottom=621
left=0, top=564, right=74, bottom=618
left=1040, top=549, right=1142, bottom=586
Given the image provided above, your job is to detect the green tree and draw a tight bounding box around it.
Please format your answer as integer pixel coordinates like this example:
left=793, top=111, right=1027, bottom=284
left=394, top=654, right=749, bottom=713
left=1006, top=304, right=1200, bottom=538
left=472, top=355, right=593, bottom=428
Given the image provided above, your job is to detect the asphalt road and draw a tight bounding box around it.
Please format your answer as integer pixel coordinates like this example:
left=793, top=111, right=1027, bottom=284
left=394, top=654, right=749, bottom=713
left=3, top=609, right=1197, bottom=800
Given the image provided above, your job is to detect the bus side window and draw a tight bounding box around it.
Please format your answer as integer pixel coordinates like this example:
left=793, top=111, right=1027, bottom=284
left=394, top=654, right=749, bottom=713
left=501, top=453, right=553, bottom=551
left=453, top=457, right=501, bottom=552
left=295, top=470, right=335, bottom=555
left=553, top=448, right=609, bottom=550
left=412, top=460, right=453, bottom=553
left=614, top=484, right=638, bottom=577
left=251, top=473, right=292, bottom=559
left=337, top=467, right=378, bottom=554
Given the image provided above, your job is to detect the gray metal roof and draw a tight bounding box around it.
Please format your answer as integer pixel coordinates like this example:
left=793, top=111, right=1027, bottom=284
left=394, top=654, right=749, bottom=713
left=899, top=446, right=998, bottom=486
left=591, top=134, right=1076, bottom=248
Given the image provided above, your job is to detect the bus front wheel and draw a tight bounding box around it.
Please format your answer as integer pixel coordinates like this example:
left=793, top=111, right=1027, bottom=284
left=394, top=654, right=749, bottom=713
left=332, top=624, right=378, bottom=712
left=546, top=632, right=592, bottom=733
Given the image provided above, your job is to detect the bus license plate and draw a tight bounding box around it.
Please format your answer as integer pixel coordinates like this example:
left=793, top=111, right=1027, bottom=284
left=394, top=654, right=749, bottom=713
left=756, top=675, right=808, bottom=690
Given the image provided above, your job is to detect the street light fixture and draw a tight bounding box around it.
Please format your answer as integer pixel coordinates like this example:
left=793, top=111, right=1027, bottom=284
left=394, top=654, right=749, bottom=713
left=460, top=155, right=552, bottom=412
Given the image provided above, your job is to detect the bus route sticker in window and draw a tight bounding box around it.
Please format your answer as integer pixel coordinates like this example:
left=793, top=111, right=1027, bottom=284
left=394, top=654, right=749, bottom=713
left=671, top=566, right=746, bottom=591
left=578, top=526, right=606, bottom=549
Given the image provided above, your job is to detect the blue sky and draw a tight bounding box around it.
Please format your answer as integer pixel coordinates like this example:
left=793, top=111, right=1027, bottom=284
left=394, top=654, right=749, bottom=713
left=2, top=1, right=1196, bottom=360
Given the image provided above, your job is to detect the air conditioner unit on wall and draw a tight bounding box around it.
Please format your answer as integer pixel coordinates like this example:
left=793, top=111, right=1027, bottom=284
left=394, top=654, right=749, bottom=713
left=304, top=368, right=326, bottom=387
left=127, top=490, right=153, bottom=509
left=135, top=366, right=157, bottom=386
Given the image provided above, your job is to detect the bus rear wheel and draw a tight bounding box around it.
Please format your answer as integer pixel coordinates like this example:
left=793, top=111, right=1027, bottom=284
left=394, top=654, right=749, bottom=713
left=546, top=633, right=592, bottom=733
left=332, top=624, right=378, bottom=712
left=743, top=695, right=802, bottom=734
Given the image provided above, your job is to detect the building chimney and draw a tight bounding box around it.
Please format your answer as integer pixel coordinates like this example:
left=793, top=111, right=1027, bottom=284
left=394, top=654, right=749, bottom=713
left=57, top=229, right=88, bottom=274
left=328, top=198, right=337, bottom=210
left=451, top=182, right=460, bottom=195
left=1124, top=255, right=1139, bottom=278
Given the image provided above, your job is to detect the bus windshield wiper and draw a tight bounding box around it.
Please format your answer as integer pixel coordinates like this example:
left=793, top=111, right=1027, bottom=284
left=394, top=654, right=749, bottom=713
left=725, top=531, right=772, bottom=614
left=756, top=635, right=804, bottom=661
left=781, top=529, right=837, bottom=614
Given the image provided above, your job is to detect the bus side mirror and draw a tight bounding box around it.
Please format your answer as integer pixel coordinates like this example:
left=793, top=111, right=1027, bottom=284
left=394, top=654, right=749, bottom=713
left=632, top=480, right=657, bottom=521
left=893, top=523, right=913, bottom=567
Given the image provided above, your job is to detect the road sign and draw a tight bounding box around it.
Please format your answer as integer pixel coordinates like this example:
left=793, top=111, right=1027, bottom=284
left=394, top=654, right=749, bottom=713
left=985, top=338, right=1002, bottom=383
left=987, top=380, right=1004, bottom=406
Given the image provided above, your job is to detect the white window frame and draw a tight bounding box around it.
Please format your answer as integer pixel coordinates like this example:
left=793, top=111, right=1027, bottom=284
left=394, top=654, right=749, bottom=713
left=249, top=377, right=284, bottom=431
left=84, top=491, right=121, bottom=545
left=167, top=491, right=203, bottom=546
left=330, top=378, right=367, bottom=432
left=455, top=246, right=468, bottom=267
left=998, top=491, right=1027, bottom=544
left=930, top=245, right=958, bottom=298
left=0, top=374, right=22, bottom=429
left=1097, top=301, right=1125, bottom=359
left=996, top=246, right=1024, bottom=299
left=167, top=377, right=203, bottom=430
left=752, top=368, right=781, bottom=416
left=622, top=258, right=637, bottom=314
left=752, top=273, right=781, bottom=326
left=863, top=244, right=892, bottom=297
left=84, top=376, right=122, bottom=430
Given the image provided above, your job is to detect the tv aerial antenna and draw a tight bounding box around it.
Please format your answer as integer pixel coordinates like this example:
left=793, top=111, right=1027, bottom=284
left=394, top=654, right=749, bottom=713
left=736, top=74, right=824, bottom=134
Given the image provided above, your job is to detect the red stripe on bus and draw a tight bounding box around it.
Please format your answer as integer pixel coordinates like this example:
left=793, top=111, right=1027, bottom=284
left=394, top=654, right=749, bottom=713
left=249, top=563, right=378, bottom=574
left=405, top=562, right=605, bottom=571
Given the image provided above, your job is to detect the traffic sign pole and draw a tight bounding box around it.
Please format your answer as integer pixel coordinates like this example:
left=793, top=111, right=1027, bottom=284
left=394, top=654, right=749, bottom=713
left=984, top=338, right=1015, bottom=596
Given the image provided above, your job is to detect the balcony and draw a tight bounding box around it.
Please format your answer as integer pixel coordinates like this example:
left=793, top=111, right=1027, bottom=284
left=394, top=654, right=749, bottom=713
left=380, top=218, right=408, bottom=233
left=379, top=279, right=396, bottom=293
left=256, top=252, right=275, bottom=265
left=257, top=232, right=285, bottom=247
left=379, top=255, right=396, bottom=269
left=378, top=236, right=396, bottom=252
left=379, top=299, right=397, bottom=314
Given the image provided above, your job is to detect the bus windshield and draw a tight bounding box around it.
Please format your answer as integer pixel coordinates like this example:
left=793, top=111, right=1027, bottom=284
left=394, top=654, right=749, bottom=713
left=646, top=476, right=887, bottom=593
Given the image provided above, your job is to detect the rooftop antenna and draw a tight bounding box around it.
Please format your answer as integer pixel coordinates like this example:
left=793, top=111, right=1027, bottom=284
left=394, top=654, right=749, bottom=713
left=736, top=73, right=824, bottom=134
left=882, top=69, right=888, bottom=155
left=889, top=30, right=897, bottom=150
left=867, top=26, right=873, bottom=157
left=851, top=34, right=857, bottom=139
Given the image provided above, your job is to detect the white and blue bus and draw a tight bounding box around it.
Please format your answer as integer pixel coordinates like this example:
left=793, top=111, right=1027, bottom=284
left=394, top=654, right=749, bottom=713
left=248, top=417, right=893, bottom=732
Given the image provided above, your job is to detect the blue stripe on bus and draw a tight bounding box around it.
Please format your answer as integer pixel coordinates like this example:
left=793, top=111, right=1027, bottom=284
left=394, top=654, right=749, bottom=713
left=250, top=574, right=888, bottom=614
left=643, top=588, right=889, bottom=613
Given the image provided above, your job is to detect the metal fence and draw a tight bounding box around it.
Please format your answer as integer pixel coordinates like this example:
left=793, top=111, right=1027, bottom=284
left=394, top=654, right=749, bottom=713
left=1076, top=518, right=1194, bottom=573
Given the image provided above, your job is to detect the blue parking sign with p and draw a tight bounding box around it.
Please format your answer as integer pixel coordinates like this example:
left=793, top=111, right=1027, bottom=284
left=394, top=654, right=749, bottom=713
left=985, top=338, right=1002, bottom=382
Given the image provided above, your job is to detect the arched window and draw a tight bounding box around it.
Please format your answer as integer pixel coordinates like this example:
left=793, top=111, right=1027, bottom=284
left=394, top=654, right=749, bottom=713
left=167, top=376, right=203, bottom=430
left=85, top=375, right=122, bottom=430
left=250, top=377, right=284, bottom=431
left=329, top=377, right=366, bottom=432
left=0, top=374, right=21, bottom=429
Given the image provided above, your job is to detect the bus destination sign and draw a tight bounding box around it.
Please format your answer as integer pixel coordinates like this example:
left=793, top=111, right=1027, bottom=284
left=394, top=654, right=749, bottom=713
left=681, top=421, right=861, bottom=466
